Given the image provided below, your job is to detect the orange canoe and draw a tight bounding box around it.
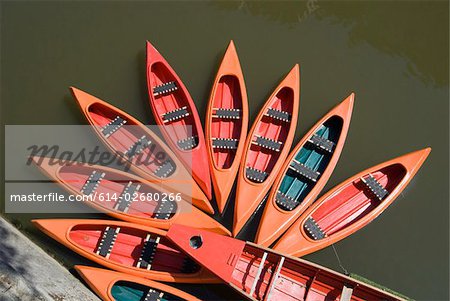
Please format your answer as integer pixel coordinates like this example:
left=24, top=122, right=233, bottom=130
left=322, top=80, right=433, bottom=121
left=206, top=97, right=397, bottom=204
left=33, top=219, right=219, bottom=283
left=166, top=225, right=404, bottom=301
left=75, top=266, right=200, bottom=301
left=146, top=41, right=212, bottom=200
left=255, top=94, right=354, bottom=247
left=205, top=40, right=249, bottom=214
left=32, top=157, right=230, bottom=235
left=273, top=148, right=431, bottom=257
left=70, top=87, right=213, bottom=214
left=233, top=65, right=300, bottom=236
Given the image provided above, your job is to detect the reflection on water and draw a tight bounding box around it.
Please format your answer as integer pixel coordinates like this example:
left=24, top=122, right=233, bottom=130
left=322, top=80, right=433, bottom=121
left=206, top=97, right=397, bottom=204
left=214, top=1, right=449, bottom=87
left=1, top=1, right=448, bottom=300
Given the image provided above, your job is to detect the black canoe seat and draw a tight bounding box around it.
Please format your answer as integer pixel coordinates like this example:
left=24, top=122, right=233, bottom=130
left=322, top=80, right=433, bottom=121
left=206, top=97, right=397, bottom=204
left=181, top=257, right=200, bottom=273
left=153, top=81, right=178, bottom=97
left=253, top=135, right=283, bottom=152
left=177, top=136, right=198, bottom=150
left=212, top=138, right=239, bottom=150
left=102, top=116, right=127, bottom=138
left=308, top=134, right=335, bottom=153
left=212, top=108, right=241, bottom=119
left=114, top=182, right=141, bottom=213
left=289, top=160, right=320, bottom=182
left=162, top=106, right=189, bottom=123
left=275, top=191, right=299, bottom=211
left=125, top=135, right=152, bottom=159
left=96, top=226, right=120, bottom=258
left=81, top=171, right=105, bottom=195
left=265, top=107, right=291, bottom=123
left=137, top=234, right=161, bottom=270
left=153, top=200, right=177, bottom=220
left=154, top=160, right=176, bottom=178
left=304, top=217, right=326, bottom=240
left=361, top=174, right=389, bottom=201
left=246, top=166, right=268, bottom=183
left=143, top=289, right=164, bottom=301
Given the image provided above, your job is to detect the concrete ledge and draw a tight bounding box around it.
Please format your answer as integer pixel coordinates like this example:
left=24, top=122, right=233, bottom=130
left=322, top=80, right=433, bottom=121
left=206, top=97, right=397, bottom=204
left=0, top=217, right=100, bottom=301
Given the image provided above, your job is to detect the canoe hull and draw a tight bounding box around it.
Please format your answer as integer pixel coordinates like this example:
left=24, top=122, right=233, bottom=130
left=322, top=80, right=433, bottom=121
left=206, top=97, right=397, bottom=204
left=75, top=266, right=200, bottom=301
left=233, top=65, right=300, bottom=236
left=273, top=148, right=431, bottom=257
left=205, top=40, right=249, bottom=214
left=255, top=93, right=354, bottom=247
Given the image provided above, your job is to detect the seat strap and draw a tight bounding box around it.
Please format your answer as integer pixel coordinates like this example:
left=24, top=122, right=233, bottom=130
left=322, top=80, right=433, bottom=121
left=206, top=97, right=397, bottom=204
left=80, top=171, right=105, bottom=195
left=96, top=226, right=120, bottom=258
left=153, top=81, right=178, bottom=97
left=102, top=116, right=127, bottom=138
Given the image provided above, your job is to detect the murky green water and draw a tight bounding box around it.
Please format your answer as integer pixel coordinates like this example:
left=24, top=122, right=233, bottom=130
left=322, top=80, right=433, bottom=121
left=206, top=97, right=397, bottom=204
left=1, top=1, right=448, bottom=300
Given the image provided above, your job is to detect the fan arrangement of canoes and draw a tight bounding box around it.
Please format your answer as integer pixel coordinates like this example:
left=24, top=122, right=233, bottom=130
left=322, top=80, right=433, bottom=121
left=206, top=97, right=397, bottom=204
left=32, top=40, right=431, bottom=301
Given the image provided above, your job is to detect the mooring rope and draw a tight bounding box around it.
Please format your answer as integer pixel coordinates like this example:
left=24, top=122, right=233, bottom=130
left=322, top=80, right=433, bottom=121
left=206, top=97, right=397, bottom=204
left=331, top=244, right=350, bottom=276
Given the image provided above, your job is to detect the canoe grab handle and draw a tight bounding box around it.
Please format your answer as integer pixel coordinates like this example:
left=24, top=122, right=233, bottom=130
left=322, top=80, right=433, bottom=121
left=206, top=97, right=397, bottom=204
left=252, top=135, right=283, bottom=152
left=80, top=171, right=106, bottom=196
left=161, top=106, right=189, bottom=124
left=307, top=134, right=335, bottom=153
left=212, top=108, right=241, bottom=119
left=265, top=107, right=291, bottom=123
left=153, top=81, right=178, bottom=97
left=361, top=174, right=389, bottom=201
left=189, top=235, right=203, bottom=249
left=177, top=136, right=198, bottom=150
left=102, top=116, right=127, bottom=138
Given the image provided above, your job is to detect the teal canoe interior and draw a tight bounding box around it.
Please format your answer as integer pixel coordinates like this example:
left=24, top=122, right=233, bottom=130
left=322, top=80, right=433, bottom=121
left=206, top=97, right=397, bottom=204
left=111, top=281, right=183, bottom=301
left=276, top=116, right=343, bottom=211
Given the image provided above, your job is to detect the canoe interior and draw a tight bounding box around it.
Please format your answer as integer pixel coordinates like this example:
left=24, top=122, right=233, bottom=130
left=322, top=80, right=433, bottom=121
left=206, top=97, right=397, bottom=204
left=69, top=224, right=199, bottom=274
left=277, top=116, right=343, bottom=211
left=230, top=244, right=395, bottom=300
left=210, top=75, right=243, bottom=169
left=58, top=165, right=177, bottom=220
left=149, top=63, right=199, bottom=150
left=246, top=87, right=294, bottom=183
left=111, top=281, right=182, bottom=301
left=87, top=102, right=176, bottom=178
left=307, top=163, right=407, bottom=239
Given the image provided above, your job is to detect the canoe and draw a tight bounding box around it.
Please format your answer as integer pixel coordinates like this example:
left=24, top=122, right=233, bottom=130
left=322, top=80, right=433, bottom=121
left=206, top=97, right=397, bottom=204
left=75, top=266, right=200, bottom=301
left=205, top=40, right=249, bottom=213
left=70, top=87, right=213, bottom=214
left=32, top=157, right=230, bottom=236
left=273, top=148, right=431, bottom=257
left=255, top=94, right=354, bottom=247
left=166, top=225, right=404, bottom=301
left=33, top=219, right=219, bottom=283
left=146, top=41, right=212, bottom=200
left=233, top=65, right=300, bottom=236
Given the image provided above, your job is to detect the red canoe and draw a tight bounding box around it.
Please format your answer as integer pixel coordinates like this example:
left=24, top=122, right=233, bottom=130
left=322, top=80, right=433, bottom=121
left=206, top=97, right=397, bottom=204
left=146, top=41, right=212, bottom=200
left=205, top=40, right=249, bottom=214
left=166, top=225, right=405, bottom=301
left=75, top=266, right=200, bottom=301
left=273, top=148, right=431, bottom=257
left=255, top=94, right=354, bottom=247
left=32, top=157, right=229, bottom=235
left=233, top=65, right=300, bottom=236
left=33, top=219, right=219, bottom=283
left=70, top=87, right=213, bottom=214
